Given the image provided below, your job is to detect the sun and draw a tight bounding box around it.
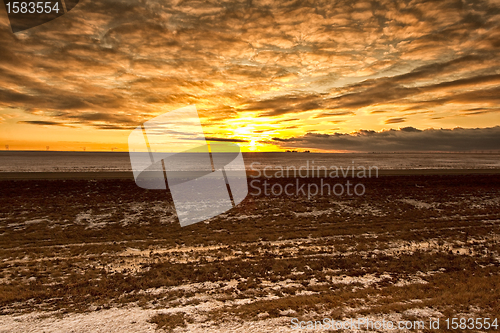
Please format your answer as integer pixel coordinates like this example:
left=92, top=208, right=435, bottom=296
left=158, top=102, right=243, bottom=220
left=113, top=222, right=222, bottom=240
left=247, top=140, right=257, bottom=151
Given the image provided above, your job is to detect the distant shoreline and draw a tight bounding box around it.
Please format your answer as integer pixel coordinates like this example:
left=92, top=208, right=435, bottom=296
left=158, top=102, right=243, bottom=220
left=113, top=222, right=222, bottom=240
left=1, top=150, right=500, bottom=154
left=1, top=169, right=500, bottom=180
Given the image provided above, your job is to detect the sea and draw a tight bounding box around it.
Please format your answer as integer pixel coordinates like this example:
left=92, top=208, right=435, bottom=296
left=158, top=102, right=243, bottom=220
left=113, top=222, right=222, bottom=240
left=0, top=151, right=499, bottom=172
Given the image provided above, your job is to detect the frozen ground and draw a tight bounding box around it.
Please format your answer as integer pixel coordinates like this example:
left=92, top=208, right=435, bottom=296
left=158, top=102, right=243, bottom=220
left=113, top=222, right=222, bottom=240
left=0, top=175, right=499, bottom=332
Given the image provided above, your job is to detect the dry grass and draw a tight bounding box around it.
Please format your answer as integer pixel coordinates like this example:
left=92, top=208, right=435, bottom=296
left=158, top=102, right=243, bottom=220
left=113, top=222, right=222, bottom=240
left=0, top=175, right=499, bottom=330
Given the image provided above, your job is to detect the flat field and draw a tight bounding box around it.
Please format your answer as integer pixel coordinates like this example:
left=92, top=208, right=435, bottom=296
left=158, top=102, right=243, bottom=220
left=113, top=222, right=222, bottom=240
left=0, top=174, right=499, bottom=332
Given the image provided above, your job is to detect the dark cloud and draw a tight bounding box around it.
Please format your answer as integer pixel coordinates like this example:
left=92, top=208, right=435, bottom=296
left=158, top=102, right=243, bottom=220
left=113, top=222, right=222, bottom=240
left=242, top=94, right=325, bottom=117
left=314, top=111, right=354, bottom=118
left=461, top=107, right=500, bottom=115
left=205, top=137, right=248, bottom=143
left=67, top=112, right=137, bottom=125
left=272, top=126, right=500, bottom=152
left=323, top=72, right=500, bottom=112
left=92, top=124, right=136, bottom=130
left=385, top=117, right=406, bottom=124
left=18, top=120, right=67, bottom=126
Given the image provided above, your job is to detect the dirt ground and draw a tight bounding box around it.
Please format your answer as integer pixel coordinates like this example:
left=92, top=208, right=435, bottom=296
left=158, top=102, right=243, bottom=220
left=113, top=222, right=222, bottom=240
left=0, top=174, right=499, bottom=332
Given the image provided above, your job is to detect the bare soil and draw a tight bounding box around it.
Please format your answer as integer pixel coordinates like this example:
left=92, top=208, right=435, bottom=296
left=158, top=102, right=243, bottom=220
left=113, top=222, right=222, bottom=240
left=0, top=174, right=499, bottom=332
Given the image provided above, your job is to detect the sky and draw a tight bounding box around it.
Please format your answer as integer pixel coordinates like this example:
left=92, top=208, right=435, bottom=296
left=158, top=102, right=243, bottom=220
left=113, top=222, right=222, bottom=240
left=0, top=0, right=500, bottom=152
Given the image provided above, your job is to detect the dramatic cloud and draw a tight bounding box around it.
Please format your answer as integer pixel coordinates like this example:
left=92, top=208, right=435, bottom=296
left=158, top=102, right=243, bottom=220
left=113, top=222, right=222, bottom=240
left=0, top=0, right=499, bottom=150
left=272, top=126, right=500, bottom=152
left=18, top=120, right=68, bottom=126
